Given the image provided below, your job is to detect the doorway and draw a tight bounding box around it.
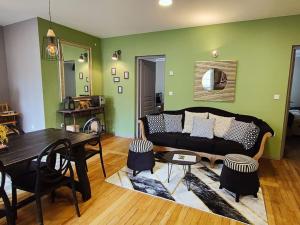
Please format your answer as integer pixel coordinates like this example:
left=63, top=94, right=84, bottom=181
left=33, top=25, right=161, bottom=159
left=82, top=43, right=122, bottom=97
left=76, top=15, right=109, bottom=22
left=281, top=46, right=300, bottom=157
left=135, top=55, right=165, bottom=137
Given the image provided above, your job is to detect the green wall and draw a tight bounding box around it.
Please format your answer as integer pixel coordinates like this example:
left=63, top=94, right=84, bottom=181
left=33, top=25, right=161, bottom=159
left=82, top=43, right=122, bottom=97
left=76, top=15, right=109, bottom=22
left=101, top=15, right=300, bottom=159
left=37, top=18, right=102, bottom=128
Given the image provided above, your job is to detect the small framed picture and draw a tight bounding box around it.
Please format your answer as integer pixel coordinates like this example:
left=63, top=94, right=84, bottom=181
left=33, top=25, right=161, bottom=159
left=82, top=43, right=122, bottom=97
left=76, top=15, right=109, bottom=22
left=84, top=85, right=89, bottom=92
left=118, top=86, right=123, bottom=94
left=124, top=71, right=129, bottom=79
left=86, top=77, right=89, bottom=82
left=79, top=72, right=83, bottom=79
left=113, top=77, right=120, bottom=82
left=111, top=68, right=116, bottom=75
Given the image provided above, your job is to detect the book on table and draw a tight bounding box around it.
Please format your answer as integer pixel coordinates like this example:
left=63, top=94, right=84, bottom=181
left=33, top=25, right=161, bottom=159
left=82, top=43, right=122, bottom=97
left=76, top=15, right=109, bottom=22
left=173, top=154, right=196, bottom=162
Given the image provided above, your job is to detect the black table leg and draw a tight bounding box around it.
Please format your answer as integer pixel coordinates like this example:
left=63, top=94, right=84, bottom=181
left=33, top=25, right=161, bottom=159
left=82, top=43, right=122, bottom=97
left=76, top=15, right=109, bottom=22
left=167, top=163, right=173, bottom=183
left=73, top=145, right=91, bottom=201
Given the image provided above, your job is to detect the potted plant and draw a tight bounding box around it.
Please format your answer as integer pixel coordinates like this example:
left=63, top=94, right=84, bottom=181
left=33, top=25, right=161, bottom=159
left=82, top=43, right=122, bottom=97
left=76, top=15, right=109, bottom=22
left=0, top=125, right=8, bottom=150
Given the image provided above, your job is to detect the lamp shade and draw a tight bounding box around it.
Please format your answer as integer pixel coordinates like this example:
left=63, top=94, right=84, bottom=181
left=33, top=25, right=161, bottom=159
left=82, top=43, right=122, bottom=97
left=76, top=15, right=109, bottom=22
left=43, top=28, right=60, bottom=60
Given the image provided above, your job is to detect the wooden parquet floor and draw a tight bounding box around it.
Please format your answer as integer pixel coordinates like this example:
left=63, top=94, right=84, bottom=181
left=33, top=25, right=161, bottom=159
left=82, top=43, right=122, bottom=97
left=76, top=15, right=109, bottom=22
left=0, top=135, right=299, bottom=225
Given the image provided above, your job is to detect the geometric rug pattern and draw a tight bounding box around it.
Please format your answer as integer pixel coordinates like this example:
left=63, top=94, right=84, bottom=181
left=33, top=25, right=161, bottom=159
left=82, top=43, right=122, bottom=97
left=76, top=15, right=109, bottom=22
left=106, top=161, right=268, bottom=225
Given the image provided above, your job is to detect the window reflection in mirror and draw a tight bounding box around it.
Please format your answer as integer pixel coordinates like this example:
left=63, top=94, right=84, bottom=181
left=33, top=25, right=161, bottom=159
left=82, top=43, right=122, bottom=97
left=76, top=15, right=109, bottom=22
left=202, top=68, right=227, bottom=91
left=60, top=42, right=91, bottom=100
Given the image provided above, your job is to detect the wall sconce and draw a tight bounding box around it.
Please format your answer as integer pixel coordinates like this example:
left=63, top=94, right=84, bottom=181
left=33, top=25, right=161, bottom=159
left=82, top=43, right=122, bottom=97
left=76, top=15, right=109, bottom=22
left=112, top=50, right=121, bottom=61
left=212, top=50, right=219, bottom=58
left=78, top=53, right=88, bottom=63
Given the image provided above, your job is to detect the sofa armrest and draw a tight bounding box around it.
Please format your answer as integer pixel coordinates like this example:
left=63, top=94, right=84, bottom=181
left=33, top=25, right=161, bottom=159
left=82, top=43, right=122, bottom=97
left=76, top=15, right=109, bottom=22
left=253, top=132, right=272, bottom=160
left=138, top=120, right=147, bottom=140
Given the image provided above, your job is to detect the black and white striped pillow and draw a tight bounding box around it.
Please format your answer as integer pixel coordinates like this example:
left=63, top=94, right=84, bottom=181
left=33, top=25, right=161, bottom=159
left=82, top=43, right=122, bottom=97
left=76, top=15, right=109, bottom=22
left=146, top=114, right=165, bottom=134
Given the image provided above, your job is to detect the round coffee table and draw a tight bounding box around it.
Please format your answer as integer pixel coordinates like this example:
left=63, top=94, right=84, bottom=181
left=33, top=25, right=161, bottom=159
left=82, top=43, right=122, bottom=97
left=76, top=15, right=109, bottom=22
left=162, top=150, right=201, bottom=191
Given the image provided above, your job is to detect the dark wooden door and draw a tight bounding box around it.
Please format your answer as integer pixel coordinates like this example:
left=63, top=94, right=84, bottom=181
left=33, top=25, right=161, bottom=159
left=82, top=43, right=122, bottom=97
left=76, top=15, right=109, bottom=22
left=139, top=60, right=156, bottom=117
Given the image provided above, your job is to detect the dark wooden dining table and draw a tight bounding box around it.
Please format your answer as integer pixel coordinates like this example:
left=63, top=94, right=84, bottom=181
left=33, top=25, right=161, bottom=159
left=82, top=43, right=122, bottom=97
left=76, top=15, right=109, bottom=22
left=0, top=128, right=98, bottom=201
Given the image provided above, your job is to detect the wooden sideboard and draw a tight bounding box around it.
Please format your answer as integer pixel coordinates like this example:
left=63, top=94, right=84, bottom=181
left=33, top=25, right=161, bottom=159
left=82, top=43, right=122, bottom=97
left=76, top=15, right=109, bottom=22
left=58, top=106, right=106, bottom=132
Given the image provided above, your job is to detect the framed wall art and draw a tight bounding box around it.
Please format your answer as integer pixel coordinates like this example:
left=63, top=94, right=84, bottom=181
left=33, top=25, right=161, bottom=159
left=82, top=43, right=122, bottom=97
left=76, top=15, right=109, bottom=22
left=111, top=68, right=116, bottom=75
left=113, top=77, right=120, bottom=82
left=124, top=71, right=129, bottom=79
left=118, top=86, right=123, bottom=94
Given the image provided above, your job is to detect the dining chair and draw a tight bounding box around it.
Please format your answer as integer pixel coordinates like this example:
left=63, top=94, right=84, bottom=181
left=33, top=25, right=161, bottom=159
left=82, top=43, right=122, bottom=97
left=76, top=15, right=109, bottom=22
left=0, top=161, right=15, bottom=225
left=11, top=139, right=80, bottom=225
left=81, top=117, right=106, bottom=177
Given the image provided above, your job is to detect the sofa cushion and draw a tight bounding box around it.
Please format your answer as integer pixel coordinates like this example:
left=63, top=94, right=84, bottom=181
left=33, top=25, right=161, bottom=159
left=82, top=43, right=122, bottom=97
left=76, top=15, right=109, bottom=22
left=209, top=113, right=235, bottom=138
left=191, top=118, right=215, bottom=139
left=224, top=120, right=250, bottom=144
left=176, top=134, right=214, bottom=153
left=164, top=114, right=183, bottom=132
left=182, top=111, right=208, bottom=133
left=213, top=137, right=246, bottom=156
left=242, top=122, right=260, bottom=150
left=146, top=114, right=165, bottom=134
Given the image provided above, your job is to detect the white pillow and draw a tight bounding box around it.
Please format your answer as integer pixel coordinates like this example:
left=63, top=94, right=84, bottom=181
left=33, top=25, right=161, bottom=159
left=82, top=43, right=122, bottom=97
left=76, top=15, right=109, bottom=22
left=190, top=118, right=215, bottom=139
left=182, top=111, right=208, bottom=133
left=209, top=113, right=235, bottom=138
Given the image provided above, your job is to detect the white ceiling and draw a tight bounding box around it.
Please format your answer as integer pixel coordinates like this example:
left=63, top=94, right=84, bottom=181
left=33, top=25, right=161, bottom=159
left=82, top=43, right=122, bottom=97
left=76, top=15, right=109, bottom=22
left=1, top=0, right=300, bottom=38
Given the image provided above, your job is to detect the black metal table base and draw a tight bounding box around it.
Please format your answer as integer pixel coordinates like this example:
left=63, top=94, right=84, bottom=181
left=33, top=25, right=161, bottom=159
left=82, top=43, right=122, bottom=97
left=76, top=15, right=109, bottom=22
left=167, top=163, right=192, bottom=191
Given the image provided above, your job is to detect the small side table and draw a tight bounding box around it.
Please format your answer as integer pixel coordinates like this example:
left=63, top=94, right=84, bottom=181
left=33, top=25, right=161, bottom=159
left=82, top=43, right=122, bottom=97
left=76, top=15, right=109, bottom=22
left=162, top=151, right=201, bottom=191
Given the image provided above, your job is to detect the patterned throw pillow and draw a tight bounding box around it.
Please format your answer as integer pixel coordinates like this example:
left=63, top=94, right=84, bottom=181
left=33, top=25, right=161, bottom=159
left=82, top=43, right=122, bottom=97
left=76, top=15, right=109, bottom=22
left=182, top=111, right=208, bottom=133
left=242, top=122, right=260, bottom=150
left=163, top=114, right=182, bottom=132
left=223, top=120, right=250, bottom=144
left=146, top=114, right=165, bottom=134
left=190, top=118, right=215, bottom=139
left=209, top=113, right=235, bottom=138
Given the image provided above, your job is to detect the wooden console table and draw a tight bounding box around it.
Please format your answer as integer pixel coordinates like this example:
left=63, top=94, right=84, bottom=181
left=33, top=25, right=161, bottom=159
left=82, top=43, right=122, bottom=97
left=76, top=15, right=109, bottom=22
left=58, top=106, right=105, bottom=132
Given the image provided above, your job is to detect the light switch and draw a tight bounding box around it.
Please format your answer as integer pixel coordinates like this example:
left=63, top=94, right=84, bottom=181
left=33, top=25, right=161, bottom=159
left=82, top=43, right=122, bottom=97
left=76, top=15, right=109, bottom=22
left=273, top=94, right=280, bottom=100
left=169, top=71, right=174, bottom=76
left=169, top=91, right=174, bottom=96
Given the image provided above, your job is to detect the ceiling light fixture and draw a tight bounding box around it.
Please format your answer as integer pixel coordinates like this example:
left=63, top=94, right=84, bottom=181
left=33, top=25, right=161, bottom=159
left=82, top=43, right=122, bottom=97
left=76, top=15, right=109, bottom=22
left=159, top=0, right=173, bottom=7
left=112, top=50, right=121, bottom=61
left=43, top=0, right=60, bottom=60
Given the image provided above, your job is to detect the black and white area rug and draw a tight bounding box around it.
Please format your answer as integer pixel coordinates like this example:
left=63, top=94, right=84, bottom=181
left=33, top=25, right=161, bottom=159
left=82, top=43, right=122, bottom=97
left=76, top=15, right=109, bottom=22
left=106, top=161, right=268, bottom=225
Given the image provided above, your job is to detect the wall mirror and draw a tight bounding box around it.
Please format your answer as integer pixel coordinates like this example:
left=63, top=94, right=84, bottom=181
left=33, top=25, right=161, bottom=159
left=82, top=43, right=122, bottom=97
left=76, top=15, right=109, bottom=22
left=194, top=61, right=237, bottom=102
left=59, top=41, right=92, bottom=101
left=202, top=68, right=227, bottom=91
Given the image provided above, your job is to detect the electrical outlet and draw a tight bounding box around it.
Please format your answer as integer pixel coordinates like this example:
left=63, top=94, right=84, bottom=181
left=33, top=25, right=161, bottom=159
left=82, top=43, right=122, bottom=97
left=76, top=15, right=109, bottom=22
left=169, top=71, right=174, bottom=76
left=169, top=91, right=174, bottom=96
left=61, top=123, right=65, bottom=128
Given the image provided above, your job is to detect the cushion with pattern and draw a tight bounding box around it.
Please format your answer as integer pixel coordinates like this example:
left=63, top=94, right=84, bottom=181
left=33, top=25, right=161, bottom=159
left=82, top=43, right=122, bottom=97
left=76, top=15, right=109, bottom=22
left=223, top=120, right=250, bottom=144
left=146, top=114, right=165, bottom=134
left=164, top=114, right=182, bottom=132
left=242, top=122, right=260, bottom=150
left=190, top=118, right=215, bottom=139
